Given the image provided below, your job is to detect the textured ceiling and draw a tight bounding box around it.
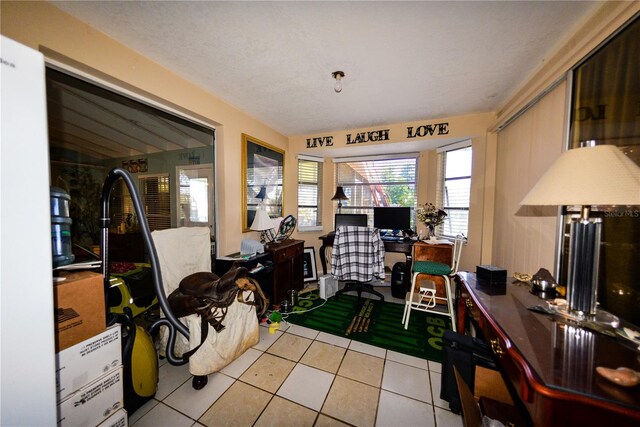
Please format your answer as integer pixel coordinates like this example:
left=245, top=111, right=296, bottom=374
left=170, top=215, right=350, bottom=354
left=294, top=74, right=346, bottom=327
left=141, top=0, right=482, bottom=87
left=51, top=1, right=599, bottom=136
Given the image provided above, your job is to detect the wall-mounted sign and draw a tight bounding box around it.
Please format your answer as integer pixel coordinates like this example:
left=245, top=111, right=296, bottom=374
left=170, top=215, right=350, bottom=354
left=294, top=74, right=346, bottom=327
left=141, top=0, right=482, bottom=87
left=407, top=122, right=449, bottom=138
left=346, top=129, right=390, bottom=144
left=122, top=158, right=148, bottom=173
left=306, top=136, right=334, bottom=148
left=304, top=121, right=452, bottom=151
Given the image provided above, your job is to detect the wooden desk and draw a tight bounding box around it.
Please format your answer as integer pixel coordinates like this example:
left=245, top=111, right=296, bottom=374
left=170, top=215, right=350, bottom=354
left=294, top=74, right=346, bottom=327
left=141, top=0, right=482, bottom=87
left=456, top=272, right=640, bottom=426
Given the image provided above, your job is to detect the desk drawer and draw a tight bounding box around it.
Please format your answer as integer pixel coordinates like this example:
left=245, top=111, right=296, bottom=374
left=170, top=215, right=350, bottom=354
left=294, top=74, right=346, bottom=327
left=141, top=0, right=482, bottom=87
left=474, top=306, right=533, bottom=405
left=271, top=242, right=303, bottom=263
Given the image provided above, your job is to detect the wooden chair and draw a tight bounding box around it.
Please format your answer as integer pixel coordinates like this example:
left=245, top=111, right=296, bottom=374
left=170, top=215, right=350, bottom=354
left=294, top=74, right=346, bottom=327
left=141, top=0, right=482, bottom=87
left=402, top=236, right=464, bottom=331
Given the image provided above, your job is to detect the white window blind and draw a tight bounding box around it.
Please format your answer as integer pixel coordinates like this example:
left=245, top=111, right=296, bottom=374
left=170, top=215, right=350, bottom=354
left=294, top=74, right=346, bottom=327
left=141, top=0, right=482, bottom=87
left=298, top=158, right=323, bottom=228
left=436, top=146, right=472, bottom=237
left=335, top=156, right=417, bottom=225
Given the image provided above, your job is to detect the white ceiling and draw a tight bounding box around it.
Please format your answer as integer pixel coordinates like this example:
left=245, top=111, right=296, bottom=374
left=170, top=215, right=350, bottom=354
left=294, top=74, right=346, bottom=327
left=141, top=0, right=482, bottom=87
left=51, top=1, right=599, bottom=137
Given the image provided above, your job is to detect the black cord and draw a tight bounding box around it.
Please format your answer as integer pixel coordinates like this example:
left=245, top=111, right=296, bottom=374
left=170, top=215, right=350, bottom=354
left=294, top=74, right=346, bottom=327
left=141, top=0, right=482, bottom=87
left=100, top=167, right=189, bottom=365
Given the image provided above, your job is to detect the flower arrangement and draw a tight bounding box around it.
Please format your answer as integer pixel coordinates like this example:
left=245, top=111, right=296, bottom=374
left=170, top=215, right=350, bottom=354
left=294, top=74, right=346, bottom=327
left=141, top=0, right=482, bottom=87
left=416, top=202, right=447, bottom=237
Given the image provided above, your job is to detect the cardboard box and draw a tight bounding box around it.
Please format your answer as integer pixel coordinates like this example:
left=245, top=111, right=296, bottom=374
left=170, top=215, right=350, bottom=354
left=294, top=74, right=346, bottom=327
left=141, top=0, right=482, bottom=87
left=56, top=324, right=122, bottom=402
left=57, top=366, right=124, bottom=427
left=54, top=270, right=106, bottom=351
left=97, top=408, right=128, bottom=427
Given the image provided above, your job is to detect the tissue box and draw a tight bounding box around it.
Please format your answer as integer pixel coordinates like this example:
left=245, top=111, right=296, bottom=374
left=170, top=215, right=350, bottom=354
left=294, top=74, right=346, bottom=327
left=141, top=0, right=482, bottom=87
left=476, top=265, right=507, bottom=284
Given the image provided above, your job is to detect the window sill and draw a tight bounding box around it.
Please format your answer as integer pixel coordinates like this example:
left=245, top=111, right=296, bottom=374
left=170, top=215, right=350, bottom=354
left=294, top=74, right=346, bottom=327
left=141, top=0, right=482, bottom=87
left=298, top=226, right=324, bottom=233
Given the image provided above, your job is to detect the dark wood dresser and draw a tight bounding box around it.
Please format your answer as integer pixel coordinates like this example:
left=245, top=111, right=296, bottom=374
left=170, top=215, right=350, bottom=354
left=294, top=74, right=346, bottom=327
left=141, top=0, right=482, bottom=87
left=456, top=272, right=640, bottom=426
left=265, top=239, right=304, bottom=304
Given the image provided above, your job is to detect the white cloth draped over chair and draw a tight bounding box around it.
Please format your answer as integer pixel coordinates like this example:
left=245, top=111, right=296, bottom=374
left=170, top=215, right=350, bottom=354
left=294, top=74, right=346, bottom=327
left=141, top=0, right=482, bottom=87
left=152, top=227, right=259, bottom=376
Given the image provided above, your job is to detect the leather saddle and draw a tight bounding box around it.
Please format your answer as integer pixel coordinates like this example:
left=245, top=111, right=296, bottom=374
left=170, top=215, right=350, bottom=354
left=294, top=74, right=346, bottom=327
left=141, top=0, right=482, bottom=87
left=166, top=266, right=268, bottom=361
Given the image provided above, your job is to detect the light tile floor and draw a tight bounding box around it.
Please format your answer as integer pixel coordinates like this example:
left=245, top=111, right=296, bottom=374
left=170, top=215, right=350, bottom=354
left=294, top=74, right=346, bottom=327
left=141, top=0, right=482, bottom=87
left=130, top=287, right=463, bottom=427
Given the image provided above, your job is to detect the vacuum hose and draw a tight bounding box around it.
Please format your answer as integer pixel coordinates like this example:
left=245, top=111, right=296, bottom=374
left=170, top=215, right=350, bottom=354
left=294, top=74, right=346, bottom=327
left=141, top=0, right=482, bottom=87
left=100, top=168, right=189, bottom=365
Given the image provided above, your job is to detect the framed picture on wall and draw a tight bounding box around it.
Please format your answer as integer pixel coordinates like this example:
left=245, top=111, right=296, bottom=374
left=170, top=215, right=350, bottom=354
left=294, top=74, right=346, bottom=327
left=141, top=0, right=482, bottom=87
left=241, top=133, right=285, bottom=232
left=303, top=247, right=317, bottom=282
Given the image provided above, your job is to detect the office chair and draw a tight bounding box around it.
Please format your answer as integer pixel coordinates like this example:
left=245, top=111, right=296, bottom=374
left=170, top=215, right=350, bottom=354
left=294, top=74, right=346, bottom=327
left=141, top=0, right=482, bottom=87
left=403, top=235, right=465, bottom=331
left=331, top=226, right=385, bottom=303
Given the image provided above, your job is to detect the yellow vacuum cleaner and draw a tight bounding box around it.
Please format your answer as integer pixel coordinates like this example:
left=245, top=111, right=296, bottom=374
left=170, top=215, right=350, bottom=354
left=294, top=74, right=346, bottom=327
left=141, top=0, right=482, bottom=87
left=100, top=168, right=185, bottom=415
left=111, top=309, right=158, bottom=413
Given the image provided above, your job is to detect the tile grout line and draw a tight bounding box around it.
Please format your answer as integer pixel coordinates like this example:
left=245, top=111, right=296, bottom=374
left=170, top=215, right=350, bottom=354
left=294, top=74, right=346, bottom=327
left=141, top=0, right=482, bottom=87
left=146, top=307, right=454, bottom=427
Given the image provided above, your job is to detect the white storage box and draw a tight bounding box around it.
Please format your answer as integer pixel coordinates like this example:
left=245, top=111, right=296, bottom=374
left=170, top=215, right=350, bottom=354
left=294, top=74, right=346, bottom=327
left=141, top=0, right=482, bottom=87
left=56, top=324, right=122, bottom=402
left=57, top=366, right=124, bottom=427
left=319, top=275, right=338, bottom=299
left=97, top=408, right=128, bottom=427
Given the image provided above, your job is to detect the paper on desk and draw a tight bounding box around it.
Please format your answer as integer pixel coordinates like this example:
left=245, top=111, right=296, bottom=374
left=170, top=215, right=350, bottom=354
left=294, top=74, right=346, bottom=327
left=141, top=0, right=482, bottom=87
left=218, top=255, right=245, bottom=261
left=422, top=239, right=453, bottom=245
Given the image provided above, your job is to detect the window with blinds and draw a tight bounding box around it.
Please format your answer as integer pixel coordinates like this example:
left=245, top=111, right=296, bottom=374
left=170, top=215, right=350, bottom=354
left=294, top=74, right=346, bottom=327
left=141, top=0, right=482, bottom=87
left=298, top=158, right=323, bottom=229
left=140, top=174, right=171, bottom=231
left=111, top=174, right=171, bottom=232
left=335, top=156, right=417, bottom=226
left=436, top=146, right=472, bottom=237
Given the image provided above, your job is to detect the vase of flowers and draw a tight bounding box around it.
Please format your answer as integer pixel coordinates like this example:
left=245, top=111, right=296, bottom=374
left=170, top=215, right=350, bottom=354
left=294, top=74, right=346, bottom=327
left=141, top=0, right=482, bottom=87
left=416, top=202, right=447, bottom=239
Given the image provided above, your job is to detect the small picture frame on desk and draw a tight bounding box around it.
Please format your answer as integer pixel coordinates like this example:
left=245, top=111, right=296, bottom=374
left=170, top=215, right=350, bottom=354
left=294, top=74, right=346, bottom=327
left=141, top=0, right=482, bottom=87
left=303, top=247, right=317, bottom=282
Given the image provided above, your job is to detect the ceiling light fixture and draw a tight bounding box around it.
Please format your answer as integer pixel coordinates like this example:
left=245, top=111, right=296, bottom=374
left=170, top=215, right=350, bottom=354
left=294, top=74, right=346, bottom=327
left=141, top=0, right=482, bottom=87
left=332, top=71, right=345, bottom=93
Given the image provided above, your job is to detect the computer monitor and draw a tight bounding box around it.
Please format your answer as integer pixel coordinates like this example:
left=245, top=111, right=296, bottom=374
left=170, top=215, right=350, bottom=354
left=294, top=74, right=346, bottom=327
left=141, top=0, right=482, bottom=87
left=373, top=207, right=411, bottom=232
left=334, top=213, right=368, bottom=230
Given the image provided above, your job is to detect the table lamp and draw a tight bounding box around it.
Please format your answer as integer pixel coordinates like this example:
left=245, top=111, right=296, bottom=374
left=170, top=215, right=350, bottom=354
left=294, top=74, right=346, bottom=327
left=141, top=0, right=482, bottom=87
left=520, top=143, right=640, bottom=316
left=331, top=186, right=348, bottom=213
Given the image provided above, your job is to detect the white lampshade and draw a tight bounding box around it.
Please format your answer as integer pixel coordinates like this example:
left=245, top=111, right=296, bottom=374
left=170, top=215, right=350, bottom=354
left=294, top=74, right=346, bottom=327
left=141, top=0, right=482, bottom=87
left=520, top=144, right=640, bottom=207
left=250, top=209, right=275, bottom=231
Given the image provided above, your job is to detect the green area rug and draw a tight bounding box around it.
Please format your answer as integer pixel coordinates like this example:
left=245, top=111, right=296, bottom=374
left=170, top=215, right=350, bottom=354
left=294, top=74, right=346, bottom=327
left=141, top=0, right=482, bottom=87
left=286, top=292, right=451, bottom=363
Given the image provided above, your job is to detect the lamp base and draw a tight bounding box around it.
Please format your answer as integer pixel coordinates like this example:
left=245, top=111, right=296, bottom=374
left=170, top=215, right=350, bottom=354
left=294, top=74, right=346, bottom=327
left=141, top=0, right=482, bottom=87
left=566, top=218, right=601, bottom=315
left=553, top=304, right=620, bottom=328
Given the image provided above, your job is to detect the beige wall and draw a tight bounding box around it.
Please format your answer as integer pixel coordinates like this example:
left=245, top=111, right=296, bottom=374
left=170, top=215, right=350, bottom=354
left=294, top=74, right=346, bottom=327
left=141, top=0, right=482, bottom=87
left=1, top=2, right=495, bottom=269
left=1, top=1, right=287, bottom=256
left=287, top=112, right=496, bottom=272
left=4, top=1, right=636, bottom=276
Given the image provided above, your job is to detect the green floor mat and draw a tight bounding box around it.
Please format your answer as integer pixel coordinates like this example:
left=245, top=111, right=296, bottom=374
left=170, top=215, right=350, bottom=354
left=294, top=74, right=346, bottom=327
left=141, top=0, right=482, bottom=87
left=286, top=291, right=451, bottom=363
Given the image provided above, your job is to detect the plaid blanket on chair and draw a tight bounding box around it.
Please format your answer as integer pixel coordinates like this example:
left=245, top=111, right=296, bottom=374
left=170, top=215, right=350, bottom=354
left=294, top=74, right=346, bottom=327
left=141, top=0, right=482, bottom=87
left=331, top=226, right=385, bottom=282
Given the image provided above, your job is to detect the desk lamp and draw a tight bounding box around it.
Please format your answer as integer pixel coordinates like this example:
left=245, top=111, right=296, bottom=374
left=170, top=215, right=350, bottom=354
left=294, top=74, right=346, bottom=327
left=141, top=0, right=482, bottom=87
left=520, top=143, right=640, bottom=316
left=331, top=186, right=348, bottom=213
left=251, top=187, right=280, bottom=243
